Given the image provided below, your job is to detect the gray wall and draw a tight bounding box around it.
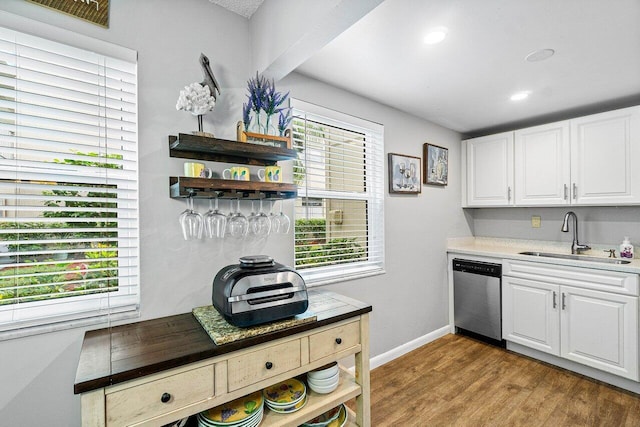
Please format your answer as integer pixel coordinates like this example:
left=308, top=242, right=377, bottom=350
left=469, top=206, right=640, bottom=248
left=0, top=1, right=471, bottom=425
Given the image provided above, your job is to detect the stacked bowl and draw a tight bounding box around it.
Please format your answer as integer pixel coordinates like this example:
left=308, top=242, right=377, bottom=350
left=307, top=362, right=340, bottom=394
left=302, top=403, right=348, bottom=427
left=197, top=391, right=264, bottom=427
left=263, top=378, right=307, bottom=413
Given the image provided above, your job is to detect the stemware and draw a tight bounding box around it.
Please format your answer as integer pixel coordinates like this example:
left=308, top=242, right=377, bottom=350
left=251, top=198, right=271, bottom=237
left=227, top=198, right=248, bottom=239
left=268, top=200, right=282, bottom=234
left=179, top=197, right=203, bottom=240
left=247, top=200, right=259, bottom=235
left=276, top=200, right=291, bottom=234
left=204, top=197, right=226, bottom=239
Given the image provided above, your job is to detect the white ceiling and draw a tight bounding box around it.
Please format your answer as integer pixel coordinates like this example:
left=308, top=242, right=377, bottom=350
left=217, top=0, right=640, bottom=136
left=208, top=0, right=263, bottom=19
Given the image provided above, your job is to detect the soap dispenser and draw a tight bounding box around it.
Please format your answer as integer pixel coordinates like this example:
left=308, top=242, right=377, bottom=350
left=620, top=237, right=634, bottom=259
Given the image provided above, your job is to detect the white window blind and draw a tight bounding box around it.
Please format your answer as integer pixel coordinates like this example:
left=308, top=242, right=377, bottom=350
left=291, top=99, right=384, bottom=285
left=0, top=26, right=139, bottom=332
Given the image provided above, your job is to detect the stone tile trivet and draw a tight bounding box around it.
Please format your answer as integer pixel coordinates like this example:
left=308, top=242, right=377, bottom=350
left=192, top=305, right=317, bottom=345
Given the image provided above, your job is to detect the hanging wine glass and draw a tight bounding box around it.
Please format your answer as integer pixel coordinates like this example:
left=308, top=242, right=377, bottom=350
left=179, top=196, right=203, bottom=240
left=204, top=197, right=226, bottom=239
left=227, top=197, right=248, bottom=239
left=251, top=198, right=271, bottom=237
left=277, top=199, right=291, bottom=234
left=268, top=199, right=281, bottom=234
left=247, top=200, right=259, bottom=235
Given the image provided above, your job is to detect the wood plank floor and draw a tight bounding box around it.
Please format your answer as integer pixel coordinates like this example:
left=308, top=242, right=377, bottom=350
left=365, top=334, right=640, bottom=426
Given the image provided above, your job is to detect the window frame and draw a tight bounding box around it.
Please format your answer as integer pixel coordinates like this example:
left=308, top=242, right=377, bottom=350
left=291, top=99, right=385, bottom=286
left=0, top=14, right=139, bottom=338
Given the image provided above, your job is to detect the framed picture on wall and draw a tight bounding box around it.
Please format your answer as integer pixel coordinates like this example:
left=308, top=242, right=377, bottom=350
left=388, top=153, right=421, bottom=194
left=423, top=143, right=448, bottom=186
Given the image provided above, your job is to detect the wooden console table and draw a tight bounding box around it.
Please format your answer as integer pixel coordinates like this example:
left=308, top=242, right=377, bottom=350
left=74, top=290, right=372, bottom=427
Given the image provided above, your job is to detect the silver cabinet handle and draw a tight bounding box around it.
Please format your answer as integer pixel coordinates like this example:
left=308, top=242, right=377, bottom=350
left=563, top=184, right=568, bottom=200
left=572, top=183, right=577, bottom=200
left=562, top=292, right=566, bottom=310
left=553, top=291, right=557, bottom=309
left=508, top=186, right=512, bottom=201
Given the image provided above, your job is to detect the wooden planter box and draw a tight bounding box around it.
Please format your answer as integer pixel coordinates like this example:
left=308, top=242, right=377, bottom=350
left=236, top=121, right=292, bottom=149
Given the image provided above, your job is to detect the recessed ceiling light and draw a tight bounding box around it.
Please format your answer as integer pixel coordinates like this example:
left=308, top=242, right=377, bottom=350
left=424, top=27, right=448, bottom=45
left=525, top=49, right=555, bottom=62
left=510, top=91, right=531, bottom=101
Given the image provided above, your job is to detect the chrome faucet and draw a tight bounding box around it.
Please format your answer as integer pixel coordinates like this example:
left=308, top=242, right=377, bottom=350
left=561, top=211, right=591, bottom=254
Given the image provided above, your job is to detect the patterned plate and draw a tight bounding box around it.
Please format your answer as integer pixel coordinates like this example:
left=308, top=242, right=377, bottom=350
left=200, top=391, right=263, bottom=425
left=263, top=378, right=306, bottom=405
left=267, top=395, right=308, bottom=414
left=327, top=404, right=347, bottom=427
left=302, top=404, right=341, bottom=426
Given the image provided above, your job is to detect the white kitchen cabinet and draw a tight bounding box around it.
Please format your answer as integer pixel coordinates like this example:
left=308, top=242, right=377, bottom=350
left=514, top=121, right=570, bottom=205
left=463, top=105, right=640, bottom=207
left=502, top=260, right=639, bottom=381
left=502, top=276, right=559, bottom=354
left=464, top=132, right=514, bottom=206
left=570, top=106, right=640, bottom=205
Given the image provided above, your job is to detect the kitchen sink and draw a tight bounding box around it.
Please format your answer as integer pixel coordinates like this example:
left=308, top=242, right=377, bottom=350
left=518, top=251, right=631, bottom=265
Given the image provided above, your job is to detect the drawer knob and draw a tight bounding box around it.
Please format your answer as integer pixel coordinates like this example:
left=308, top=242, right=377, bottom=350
left=160, top=392, right=171, bottom=403
left=335, top=337, right=342, bottom=345
left=265, top=361, right=273, bottom=370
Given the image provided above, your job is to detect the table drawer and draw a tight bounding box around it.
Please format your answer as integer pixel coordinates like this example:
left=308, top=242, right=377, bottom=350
left=227, top=339, right=301, bottom=392
left=309, top=320, right=360, bottom=361
left=106, top=365, right=214, bottom=427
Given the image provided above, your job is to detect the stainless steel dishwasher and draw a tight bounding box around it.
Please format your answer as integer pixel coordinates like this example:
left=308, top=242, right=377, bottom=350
left=453, top=258, right=504, bottom=345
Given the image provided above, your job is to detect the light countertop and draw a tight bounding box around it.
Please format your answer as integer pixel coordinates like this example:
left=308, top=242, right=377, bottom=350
left=447, top=237, right=640, bottom=274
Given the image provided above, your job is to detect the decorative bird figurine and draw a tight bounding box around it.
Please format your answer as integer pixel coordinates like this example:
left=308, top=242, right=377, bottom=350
left=199, top=53, right=221, bottom=101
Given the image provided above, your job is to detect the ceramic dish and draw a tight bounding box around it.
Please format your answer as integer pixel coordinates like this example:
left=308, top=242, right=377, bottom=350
left=263, top=378, right=306, bottom=406
left=267, top=395, right=308, bottom=414
left=301, top=404, right=341, bottom=427
left=307, top=362, right=339, bottom=380
left=199, top=391, right=263, bottom=425
left=308, top=380, right=339, bottom=394
left=197, top=407, right=263, bottom=427
left=307, top=371, right=339, bottom=387
left=327, top=404, right=348, bottom=427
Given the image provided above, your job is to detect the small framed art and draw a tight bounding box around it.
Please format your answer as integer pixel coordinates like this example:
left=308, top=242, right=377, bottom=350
left=423, top=143, right=448, bottom=185
left=388, top=153, right=421, bottom=194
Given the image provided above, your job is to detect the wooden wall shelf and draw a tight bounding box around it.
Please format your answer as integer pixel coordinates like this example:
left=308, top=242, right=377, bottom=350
left=169, top=133, right=297, bottom=166
left=170, top=176, right=297, bottom=199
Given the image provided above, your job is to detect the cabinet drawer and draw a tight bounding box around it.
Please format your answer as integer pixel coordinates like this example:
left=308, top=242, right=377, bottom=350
left=309, top=320, right=360, bottom=362
left=504, top=259, right=639, bottom=296
left=106, top=365, right=214, bottom=427
left=227, top=339, right=301, bottom=392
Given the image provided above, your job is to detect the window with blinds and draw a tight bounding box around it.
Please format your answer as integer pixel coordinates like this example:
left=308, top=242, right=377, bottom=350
left=0, top=26, right=138, bottom=332
left=291, top=99, right=384, bottom=284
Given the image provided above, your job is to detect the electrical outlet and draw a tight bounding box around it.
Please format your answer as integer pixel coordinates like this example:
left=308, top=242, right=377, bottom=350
left=531, top=215, right=541, bottom=228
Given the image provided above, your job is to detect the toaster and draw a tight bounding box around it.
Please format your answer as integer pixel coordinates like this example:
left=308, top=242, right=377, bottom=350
left=212, top=255, right=309, bottom=327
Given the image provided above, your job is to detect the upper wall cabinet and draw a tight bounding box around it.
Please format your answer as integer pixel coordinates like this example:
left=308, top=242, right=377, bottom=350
left=464, top=132, right=514, bottom=206
left=571, top=107, right=640, bottom=205
left=514, top=121, right=571, bottom=206
left=463, top=106, right=640, bottom=207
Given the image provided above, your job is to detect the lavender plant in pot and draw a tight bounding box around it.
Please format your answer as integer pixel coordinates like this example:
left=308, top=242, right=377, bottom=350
left=243, top=72, right=292, bottom=137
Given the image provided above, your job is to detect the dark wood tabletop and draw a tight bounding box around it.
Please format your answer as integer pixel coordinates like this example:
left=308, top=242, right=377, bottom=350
left=74, top=290, right=371, bottom=394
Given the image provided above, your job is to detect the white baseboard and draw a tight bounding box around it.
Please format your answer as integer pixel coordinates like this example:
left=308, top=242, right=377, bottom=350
left=369, top=325, right=450, bottom=370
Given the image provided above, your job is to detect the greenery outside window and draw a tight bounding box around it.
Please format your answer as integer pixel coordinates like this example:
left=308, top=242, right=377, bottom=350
left=292, top=99, right=384, bottom=285
left=0, top=25, right=138, bottom=333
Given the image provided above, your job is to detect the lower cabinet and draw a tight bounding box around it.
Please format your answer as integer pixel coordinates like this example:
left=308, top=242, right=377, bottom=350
left=502, top=261, right=639, bottom=381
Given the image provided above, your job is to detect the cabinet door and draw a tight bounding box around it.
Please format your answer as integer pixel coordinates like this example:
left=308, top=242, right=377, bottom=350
left=465, top=132, right=514, bottom=206
left=502, top=276, right=560, bottom=355
left=514, top=121, right=570, bottom=205
left=560, top=286, right=638, bottom=381
left=570, top=106, right=640, bottom=205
